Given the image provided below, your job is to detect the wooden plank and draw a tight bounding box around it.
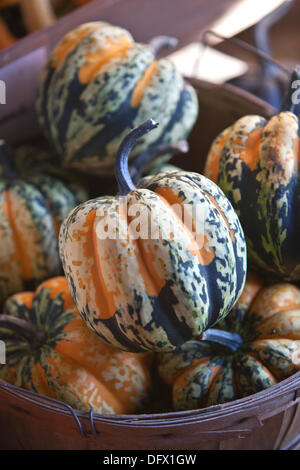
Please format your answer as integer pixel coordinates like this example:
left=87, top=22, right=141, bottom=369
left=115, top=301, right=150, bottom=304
left=0, top=0, right=237, bottom=68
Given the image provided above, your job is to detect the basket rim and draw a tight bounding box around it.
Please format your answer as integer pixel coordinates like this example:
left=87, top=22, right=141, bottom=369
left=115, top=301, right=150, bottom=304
left=1, top=371, right=300, bottom=425
left=187, top=77, right=276, bottom=116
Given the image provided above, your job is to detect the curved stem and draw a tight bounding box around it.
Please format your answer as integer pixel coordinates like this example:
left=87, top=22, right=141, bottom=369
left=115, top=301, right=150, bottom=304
left=202, top=328, right=243, bottom=353
left=148, top=35, right=178, bottom=56
left=115, top=119, right=159, bottom=195
left=130, top=140, right=189, bottom=183
left=0, top=315, right=46, bottom=348
left=280, top=67, right=300, bottom=113
left=0, top=140, right=19, bottom=179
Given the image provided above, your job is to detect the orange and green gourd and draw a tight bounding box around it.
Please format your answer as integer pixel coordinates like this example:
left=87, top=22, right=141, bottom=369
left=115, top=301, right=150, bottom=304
left=157, top=271, right=300, bottom=411
left=204, top=69, right=300, bottom=281
left=0, top=277, right=152, bottom=414
left=59, top=120, right=247, bottom=353
left=0, top=141, right=87, bottom=305
left=36, top=21, right=198, bottom=175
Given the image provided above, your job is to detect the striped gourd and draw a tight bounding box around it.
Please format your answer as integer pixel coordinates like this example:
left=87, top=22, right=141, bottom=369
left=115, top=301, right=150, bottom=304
left=59, top=121, right=247, bottom=352
left=36, top=21, right=198, bottom=175
left=204, top=70, right=300, bottom=281
left=0, top=277, right=152, bottom=414
left=158, top=271, right=300, bottom=410
left=0, top=142, right=87, bottom=305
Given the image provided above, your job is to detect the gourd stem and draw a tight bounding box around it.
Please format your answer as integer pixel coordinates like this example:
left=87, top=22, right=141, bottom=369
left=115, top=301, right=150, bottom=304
left=0, top=140, right=19, bottom=179
left=0, top=315, right=46, bottom=348
left=281, top=67, right=300, bottom=113
left=130, top=140, right=189, bottom=184
left=202, top=328, right=243, bottom=353
left=115, top=119, right=159, bottom=196
left=148, top=36, right=178, bottom=56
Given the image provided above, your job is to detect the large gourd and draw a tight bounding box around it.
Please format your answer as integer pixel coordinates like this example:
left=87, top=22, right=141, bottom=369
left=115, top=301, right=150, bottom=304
left=0, top=277, right=152, bottom=414
left=59, top=120, right=247, bottom=353
left=36, top=21, right=198, bottom=175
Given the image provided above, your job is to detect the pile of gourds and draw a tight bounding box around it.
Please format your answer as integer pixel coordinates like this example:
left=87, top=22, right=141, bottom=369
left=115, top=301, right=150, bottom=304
left=0, top=20, right=299, bottom=416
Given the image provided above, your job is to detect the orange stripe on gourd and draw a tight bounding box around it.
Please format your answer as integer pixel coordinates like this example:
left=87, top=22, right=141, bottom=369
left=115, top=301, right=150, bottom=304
left=203, top=364, right=225, bottom=407
left=55, top=316, right=150, bottom=412
left=37, top=277, right=75, bottom=310
left=250, top=284, right=300, bottom=323
left=2, top=190, right=33, bottom=280
left=256, top=311, right=300, bottom=341
left=171, top=355, right=213, bottom=387
left=52, top=25, right=98, bottom=69
left=131, top=61, right=158, bottom=107
left=228, top=128, right=263, bottom=172
left=46, top=351, right=125, bottom=413
left=75, top=209, right=119, bottom=320
left=78, top=36, right=133, bottom=84
left=30, top=362, right=56, bottom=399
left=204, top=128, right=229, bottom=183
left=83, top=210, right=111, bottom=318
left=4, top=292, right=34, bottom=309
left=126, top=195, right=166, bottom=297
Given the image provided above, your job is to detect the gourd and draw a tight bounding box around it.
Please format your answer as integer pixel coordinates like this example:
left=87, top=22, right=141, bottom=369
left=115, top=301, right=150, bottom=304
left=0, top=142, right=87, bottom=305
left=0, top=277, right=152, bottom=414
left=36, top=21, right=198, bottom=175
left=59, top=120, right=247, bottom=353
left=158, top=271, right=300, bottom=411
left=204, top=69, right=300, bottom=281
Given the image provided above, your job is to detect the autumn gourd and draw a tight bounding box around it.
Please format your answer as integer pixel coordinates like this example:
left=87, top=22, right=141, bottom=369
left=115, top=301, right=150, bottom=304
left=59, top=120, right=247, bottom=353
left=36, top=21, right=198, bottom=175
left=0, top=142, right=87, bottom=305
left=204, top=69, right=300, bottom=281
left=0, top=277, right=152, bottom=414
left=158, top=271, right=300, bottom=410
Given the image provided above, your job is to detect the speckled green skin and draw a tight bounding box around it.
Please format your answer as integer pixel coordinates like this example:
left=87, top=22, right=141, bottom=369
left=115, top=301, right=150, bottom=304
left=204, top=112, right=300, bottom=281
left=59, top=170, right=247, bottom=352
left=36, top=22, right=198, bottom=175
left=158, top=277, right=300, bottom=410
left=0, top=145, right=87, bottom=305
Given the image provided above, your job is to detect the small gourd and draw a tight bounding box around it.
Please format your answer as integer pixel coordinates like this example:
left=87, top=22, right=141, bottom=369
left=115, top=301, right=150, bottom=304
left=36, top=21, right=198, bottom=175
left=59, top=120, right=247, bottom=352
left=0, top=277, right=152, bottom=414
left=0, top=141, right=87, bottom=304
left=204, top=68, right=300, bottom=281
left=158, top=271, right=300, bottom=410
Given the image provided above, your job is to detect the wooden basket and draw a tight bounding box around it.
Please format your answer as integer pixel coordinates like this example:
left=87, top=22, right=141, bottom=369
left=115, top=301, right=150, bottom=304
left=0, top=0, right=299, bottom=451
left=1, top=74, right=300, bottom=450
